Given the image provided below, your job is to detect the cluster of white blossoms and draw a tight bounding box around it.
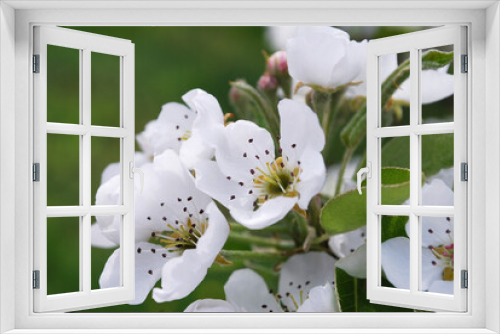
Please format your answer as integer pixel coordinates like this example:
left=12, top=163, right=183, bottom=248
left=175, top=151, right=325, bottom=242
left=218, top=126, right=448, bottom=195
left=185, top=252, right=338, bottom=313
left=91, top=26, right=457, bottom=310
left=92, top=86, right=330, bottom=306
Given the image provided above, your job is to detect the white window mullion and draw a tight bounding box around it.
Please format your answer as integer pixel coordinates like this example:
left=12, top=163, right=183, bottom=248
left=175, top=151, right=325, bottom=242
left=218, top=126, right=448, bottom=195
left=409, top=47, right=420, bottom=295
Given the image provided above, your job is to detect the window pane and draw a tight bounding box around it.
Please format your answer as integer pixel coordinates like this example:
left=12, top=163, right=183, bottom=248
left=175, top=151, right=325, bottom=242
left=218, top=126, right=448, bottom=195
left=420, top=45, right=454, bottom=124
left=47, top=45, right=80, bottom=124
left=420, top=216, right=454, bottom=295
left=92, top=137, right=121, bottom=205
left=380, top=215, right=410, bottom=290
left=380, top=52, right=410, bottom=127
left=91, top=52, right=120, bottom=127
left=91, top=216, right=122, bottom=290
left=421, top=133, right=454, bottom=206
left=47, top=134, right=80, bottom=206
left=47, top=217, right=80, bottom=295
left=381, top=137, right=410, bottom=205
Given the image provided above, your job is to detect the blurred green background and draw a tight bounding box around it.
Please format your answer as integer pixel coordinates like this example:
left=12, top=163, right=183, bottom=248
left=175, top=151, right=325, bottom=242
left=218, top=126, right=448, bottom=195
left=46, top=26, right=444, bottom=312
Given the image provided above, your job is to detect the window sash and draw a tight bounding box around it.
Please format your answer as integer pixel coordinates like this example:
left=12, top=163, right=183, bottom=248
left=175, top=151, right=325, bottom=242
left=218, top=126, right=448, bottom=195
left=366, top=25, right=468, bottom=312
left=32, top=26, right=136, bottom=312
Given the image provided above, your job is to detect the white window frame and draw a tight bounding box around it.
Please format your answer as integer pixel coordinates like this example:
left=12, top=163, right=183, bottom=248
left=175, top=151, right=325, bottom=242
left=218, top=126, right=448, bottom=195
left=0, top=1, right=499, bottom=333
left=365, top=26, right=468, bottom=312
left=33, top=26, right=136, bottom=312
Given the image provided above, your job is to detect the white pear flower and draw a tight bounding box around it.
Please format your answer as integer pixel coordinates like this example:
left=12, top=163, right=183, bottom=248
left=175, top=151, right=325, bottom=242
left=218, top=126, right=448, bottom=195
left=185, top=252, right=338, bottom=313
left=286, top=26, right=367, bottom=91
left=382, top=178, right=455, bottom=295
left=195, top=99, right=326, bottom=230
left=346, top=53, right=454, bottom=106
left=136, top=89, right=224, bottom=169
left=265, top=26, right=297, bottom=51
left=93, top=150, right=229, bottom=304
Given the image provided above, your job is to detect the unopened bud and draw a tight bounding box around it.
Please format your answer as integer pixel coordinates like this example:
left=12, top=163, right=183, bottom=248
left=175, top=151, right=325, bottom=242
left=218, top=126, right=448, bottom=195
left=267, top=51, right=288, bottom=77
left=229, top=86, right=243, bottom=103
left=229, top=81, right=251, bottom=118
left=257, top=73, right=278, bottom=92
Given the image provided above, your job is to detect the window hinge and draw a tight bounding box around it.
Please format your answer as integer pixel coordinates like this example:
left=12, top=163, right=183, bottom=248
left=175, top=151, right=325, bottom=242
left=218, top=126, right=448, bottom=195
left=33, top=163, right=40, bottom=182
left=33, top=54, right=40, bottom=73
left=461, top=162, right=468, bottom=181
left=33, top=270, right=40, bottom=289
left=461, top=270, right=468, bottom=289
left=461, top=54, right=468, bottom=73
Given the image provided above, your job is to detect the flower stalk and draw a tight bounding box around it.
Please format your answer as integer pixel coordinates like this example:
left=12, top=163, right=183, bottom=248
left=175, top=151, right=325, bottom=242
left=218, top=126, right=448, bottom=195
left=228, top=231, right=295, bottom=249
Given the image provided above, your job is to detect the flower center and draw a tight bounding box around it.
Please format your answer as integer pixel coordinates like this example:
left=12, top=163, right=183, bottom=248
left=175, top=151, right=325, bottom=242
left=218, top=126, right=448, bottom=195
left=429, top=243, right=454, bottom=281
left=149, top=218, right=208, bottom=252
left=252, top=156, right=301, bottom=208
left=177, top=130, right=191, bottom=142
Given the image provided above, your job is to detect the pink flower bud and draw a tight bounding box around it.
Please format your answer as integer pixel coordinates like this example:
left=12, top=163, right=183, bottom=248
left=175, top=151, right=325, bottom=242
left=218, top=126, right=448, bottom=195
left=257, top=73, right=278, bottom=92
left=267, top=51, right=288, bottom=77
left=229, top=86, right=242, bottom=103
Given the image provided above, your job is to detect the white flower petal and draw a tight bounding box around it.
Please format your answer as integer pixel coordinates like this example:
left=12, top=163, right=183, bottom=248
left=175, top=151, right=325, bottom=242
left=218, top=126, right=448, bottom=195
left=153, top=150, right=212, bottom=220
left=404, top=179, right=454, bottom=247
left=184, top=299, right=237, bottom=312
left=153, top=202, right=229, bottom=302
left=153, top=102, right=195, bottom=155
left=381, top=237, right=410, bottom=290
left=194, top=160, right=254, bottom=211
left=335, top=243, right=367, bottom=279
left=230, top=196, right=297, bottom=230
left=213, top=120, right=276, bottom=183
left=266, top=26, right=297, bottom=51
left=422, top=178, right=454, bottom=207
left=421, top=246, right=446, bottom=291
left=91, top=223, right=117, bottom=249
left=179, top=135, right=213, bottom=170
left=278, top=252, right=336, bottom=310
left=428, top=167, right=454, bottom=190
left=180, top=89, right=226, bottom=169
left=328, top=226, right=366, bottom=258
left=224, top=269, right=282, bottom=312
left=327, top=39, right=367, bottom=88
left=99, top=242, right=169, bottom=305
left=297, top=284, right=337, bottom=313
left=279, top=99, right=325, bottom=160
left=420, top=216, right=454, bottom=248
left=393, top=66, right=453, bottom=105
left=187, top=89, right=225, bottom=142
left=95, top=174, right=122, bottom=244
left=104, top=151, right=148, bottom=183
left=427, top=280, right=454, bottom=295
left=287, top=26, right=350, bottom=88
left=136, top=120, right=157, bottom=157
left=295, top=150, right=326, bottom=210
left=346, top=53, right=397, bottom=98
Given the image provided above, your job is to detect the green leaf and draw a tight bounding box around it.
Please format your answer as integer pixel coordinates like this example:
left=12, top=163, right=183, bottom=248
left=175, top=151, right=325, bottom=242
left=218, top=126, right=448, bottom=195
left=320, top=167, right=410, bottom=235
left=381, top=215, right=409, bottom=242
left=381, top=133, right=454, bottom=176
left=341, top=50, right=454, bottom=149
left=335, top=267, right=413, bottom=312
